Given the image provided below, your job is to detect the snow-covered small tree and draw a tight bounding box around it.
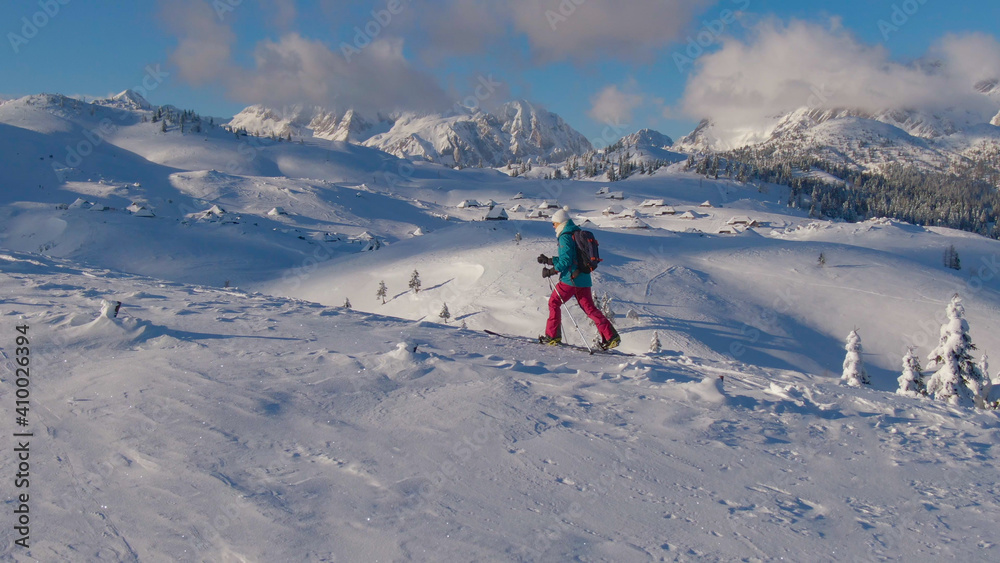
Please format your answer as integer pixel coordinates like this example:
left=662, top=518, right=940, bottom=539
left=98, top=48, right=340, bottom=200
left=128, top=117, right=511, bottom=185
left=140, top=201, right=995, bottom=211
left=841, top=329, right=870, bottom=387
left=896, top=348, right=925, bottom=398
left=376, top=281, right=387, bottom=304
left=409, top=270, right=421, bottom=293
left=987, top=354, right=1000, bottom=408
left=943, top=245, right=961, bottom=270
left=600, top=293, right=616, bottom=325
left=818, top=252, right=826, bottom=267
left=343, top=298, right=352, bottom=309
left=981, top=354, right=997, bottom=407
left=514, top=233, right=522, bottom=245
left=439, top=303, right=450, bottom=323
left=990, top=354, right=1000, bottom=389
left=925, top=294, right=990, bottom=408
left=649, top=331, right=662, bottom=354
left=626, top=309, right=640, bottom=324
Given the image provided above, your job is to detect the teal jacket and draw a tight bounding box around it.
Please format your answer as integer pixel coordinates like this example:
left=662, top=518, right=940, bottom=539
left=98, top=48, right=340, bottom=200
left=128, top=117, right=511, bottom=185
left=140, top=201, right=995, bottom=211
left=552, top=220, right=592, bottom=287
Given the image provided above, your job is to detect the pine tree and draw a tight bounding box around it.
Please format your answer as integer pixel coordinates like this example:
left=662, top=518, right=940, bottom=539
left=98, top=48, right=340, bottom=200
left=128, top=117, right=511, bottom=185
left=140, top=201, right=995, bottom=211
left=925, top=294, right=990, bottom=408
left=649, top=331, right=662, bottom=354
left=818, top=252, right=826, bottom=267
left=343, top=297, right=352, bottom=309
left=514, top=233, right=522, bottom=245
left=896, top=348, right=925, bottom=397
left=409, top=270, right=421, bottom=293
left=376, top=281, right=388, bottom=304
left=841, top=329, right=870, bottom=387
left=439, top=303, right=451, bottom=323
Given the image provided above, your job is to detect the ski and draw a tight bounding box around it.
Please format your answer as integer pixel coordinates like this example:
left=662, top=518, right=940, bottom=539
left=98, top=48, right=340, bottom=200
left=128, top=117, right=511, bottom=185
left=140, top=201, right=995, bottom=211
left=483, top=330, right=636, bottom=357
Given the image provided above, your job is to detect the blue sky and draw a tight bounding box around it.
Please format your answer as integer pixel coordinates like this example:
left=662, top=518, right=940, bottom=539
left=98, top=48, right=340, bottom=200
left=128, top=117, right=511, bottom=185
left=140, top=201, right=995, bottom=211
left=2, top=1, right=999, bottom=144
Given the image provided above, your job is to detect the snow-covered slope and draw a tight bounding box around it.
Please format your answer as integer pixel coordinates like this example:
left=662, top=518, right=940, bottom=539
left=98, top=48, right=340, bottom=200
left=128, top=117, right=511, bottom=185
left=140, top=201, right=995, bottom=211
left=4, top=241, right=1000, bottom=560
left=3, top=90, right=1000, bottom=560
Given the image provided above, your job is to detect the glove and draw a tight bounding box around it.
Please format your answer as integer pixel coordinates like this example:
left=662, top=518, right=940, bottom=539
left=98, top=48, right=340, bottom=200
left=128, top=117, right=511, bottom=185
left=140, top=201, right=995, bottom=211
left=537, top=254, right=553, bottom=265
left=542, top=267, right=558, bottom=278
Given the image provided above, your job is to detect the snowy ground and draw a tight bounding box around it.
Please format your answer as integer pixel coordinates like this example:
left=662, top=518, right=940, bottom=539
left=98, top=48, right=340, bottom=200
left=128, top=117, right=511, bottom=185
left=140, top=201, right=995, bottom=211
left=3, top=251, right=1000, bottom=561
left=2, top=94, right=1000, bottom=561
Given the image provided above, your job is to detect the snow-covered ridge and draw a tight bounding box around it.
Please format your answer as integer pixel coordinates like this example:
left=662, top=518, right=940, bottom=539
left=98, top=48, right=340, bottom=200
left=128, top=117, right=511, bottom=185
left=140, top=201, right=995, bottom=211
left=95, top=89, right=152, bottom=111
left=227, top=99, right=593, bottom=168
left=226, top=104, right=395, bottom=143
left=616, top=128, right=675, bottom=150
left=675, top=83, right=1000, bottom=172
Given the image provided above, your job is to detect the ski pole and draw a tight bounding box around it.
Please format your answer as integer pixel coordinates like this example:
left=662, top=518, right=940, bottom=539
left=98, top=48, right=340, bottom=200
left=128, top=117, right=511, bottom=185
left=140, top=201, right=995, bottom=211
left=549, top=278, right=594, bottom=354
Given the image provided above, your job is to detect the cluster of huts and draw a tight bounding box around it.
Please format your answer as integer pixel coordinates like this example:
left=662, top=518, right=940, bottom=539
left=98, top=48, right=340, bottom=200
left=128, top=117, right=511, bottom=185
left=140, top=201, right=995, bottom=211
left=455, top=189, right=761, bottom=233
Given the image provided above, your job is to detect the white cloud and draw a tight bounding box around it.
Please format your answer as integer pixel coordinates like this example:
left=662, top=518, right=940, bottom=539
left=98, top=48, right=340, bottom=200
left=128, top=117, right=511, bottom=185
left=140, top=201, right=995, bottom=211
left=239, top=34, right=451, bottom=114
left=508, top=0, right=715, bottom=63
left=162, top=1, right=450, bottom=115
left=404, top=0, right=715, bottom=65
left=161, top=0, right=236, bottom=86
left=680, top=20, right=1000, bottom=132
left=588, top=84, right=645, bottom=125
left=415, top=0, right=505, bottom=63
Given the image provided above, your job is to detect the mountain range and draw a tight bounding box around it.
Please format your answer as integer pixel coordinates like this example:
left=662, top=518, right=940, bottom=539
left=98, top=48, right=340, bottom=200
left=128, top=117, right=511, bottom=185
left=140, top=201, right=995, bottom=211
left=226, top=99, right=593, bottom=169
left=222, top=85, right=1000, bottom=183
left=675, top=80, right=1000, bottom=175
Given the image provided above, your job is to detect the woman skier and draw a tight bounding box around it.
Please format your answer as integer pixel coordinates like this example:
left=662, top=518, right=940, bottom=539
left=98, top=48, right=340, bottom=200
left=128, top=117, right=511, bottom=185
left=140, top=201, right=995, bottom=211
left=537, top=207, right=620, bottom=350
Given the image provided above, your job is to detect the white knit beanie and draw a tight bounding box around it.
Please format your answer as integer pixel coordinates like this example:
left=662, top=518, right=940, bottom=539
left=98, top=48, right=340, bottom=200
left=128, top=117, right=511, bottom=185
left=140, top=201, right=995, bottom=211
left=551, top=206, right=570, bottom=224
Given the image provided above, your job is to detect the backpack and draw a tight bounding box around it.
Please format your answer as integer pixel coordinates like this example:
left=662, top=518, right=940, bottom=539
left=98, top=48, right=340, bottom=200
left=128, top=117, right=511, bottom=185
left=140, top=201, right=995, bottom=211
left=571, top=230, right=602, bottom=276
